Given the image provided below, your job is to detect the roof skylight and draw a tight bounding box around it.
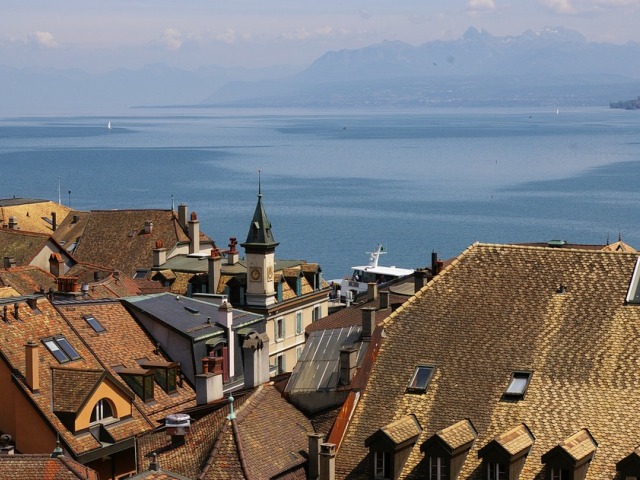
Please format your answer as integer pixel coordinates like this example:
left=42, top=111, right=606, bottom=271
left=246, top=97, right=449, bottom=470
left=504, top=371, right=532, bottom=398
left=406, top=365, right=435, bottom=393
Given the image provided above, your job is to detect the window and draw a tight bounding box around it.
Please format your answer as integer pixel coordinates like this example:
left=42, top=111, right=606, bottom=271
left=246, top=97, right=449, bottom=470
left=119, top=370, right=155, bottom=402
left=429, top=456, right=448, bottom=480
left=42, top=336, right=81, bottom=363
left=551, top=469, right=569, bottom=480
left=295, top=311, right=303, bottom=335
left=90, top=398, right=115, bottom=423
left=406, top=365, right=434, bottom=393
left=139, top=361, right=179, bottom=394
left=374, top=451, right=391, bottom=479
left=133, top=268, right=149, bottom=279
left=504, top=371, right=532, bottom=398
left=312, top=305, right=322, bottom=322
left=487, top=462, right=507, bottom=480
left=84, top=314, right=105, bottom=333
left=296, top=346, right=303, bottom=360
left=276, top=354, right=286, bottom=374
left=275, top=317, right=285, bottom=341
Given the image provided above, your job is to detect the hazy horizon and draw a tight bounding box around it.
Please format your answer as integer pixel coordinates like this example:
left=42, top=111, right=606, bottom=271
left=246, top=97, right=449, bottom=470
left=2, top=1, right=640, bottom=73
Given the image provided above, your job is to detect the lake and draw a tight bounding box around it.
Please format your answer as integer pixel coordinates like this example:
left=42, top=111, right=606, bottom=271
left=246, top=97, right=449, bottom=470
left=1, top=106, right=639, bottom=279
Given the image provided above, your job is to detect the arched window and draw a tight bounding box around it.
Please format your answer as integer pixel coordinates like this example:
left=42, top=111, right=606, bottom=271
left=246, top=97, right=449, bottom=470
left=90, top=398, right=115, bottom=423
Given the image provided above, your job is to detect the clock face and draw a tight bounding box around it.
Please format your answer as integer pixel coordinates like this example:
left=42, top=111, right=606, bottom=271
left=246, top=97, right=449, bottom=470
left=267, top=265, right=274, bottom=281
left=250, top=267, right=262, bottom=282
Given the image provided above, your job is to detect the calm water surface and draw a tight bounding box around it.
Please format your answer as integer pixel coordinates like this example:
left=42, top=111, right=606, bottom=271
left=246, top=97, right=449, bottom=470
left=1, top=107, right=639, bottom=279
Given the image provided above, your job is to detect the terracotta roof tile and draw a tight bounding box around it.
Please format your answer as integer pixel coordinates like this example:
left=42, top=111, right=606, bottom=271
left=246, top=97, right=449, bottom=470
left=436, top=419, right=478, bottom=451
left=52, top=368, right=104, bottom=413
left=0, top=229, right=49, bottom=266
left=0, top=199, right=73, bottom=234
left=0, top=266, right=56, bottom=295
left=0, top=454, right=99, bottom=480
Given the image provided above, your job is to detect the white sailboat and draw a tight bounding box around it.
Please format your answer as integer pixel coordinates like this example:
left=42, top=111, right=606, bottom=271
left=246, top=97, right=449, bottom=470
left=107, top=121, right=112, bottom=130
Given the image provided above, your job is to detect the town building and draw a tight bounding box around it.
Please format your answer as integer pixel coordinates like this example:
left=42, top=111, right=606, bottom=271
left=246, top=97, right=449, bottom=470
left=0, top=197, right=72, bottom=234
left=336, top=242, right=640, bottom=479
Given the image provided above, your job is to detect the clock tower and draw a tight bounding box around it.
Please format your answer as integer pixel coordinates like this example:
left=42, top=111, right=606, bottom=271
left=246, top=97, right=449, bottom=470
left=241, top=182, right=279, bottom=308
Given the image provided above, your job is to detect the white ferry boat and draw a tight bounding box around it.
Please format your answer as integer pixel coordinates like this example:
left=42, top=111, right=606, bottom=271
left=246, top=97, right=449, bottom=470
left=337, top=244, right=414, bottom=301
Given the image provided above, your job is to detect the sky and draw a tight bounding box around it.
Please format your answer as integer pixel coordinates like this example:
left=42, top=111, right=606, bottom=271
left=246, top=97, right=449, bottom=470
left=2, top=0, right=640, bottom=72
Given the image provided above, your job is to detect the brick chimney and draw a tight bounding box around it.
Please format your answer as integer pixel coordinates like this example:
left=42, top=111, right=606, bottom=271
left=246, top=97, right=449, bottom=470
left=25, top=340, right=40, bottom=392
left=144, top=220, right=153, bottom=235
left=308, top=433, right=325, bottom=480
left=51, top=212, right=57, bottom=232
left=380, top=291, right=390, bottom=310
left=360, top=307, right=376, bottom=340
left=319, top=443, right=336, bottom=480
left=178, top=204, right=188, bottom=229
left=227, top=238, right=239, bottom=265
left=188, top=212, right=200, bottom=254
left=242, top=331, right=270, bottom=388
left=153, top=240, right=167, bottom=267
left=217, top=302, right=234, bottom=378
left=195, top=370, right=223, bottom=405
left=414, top=268, right=429, bottom=293
left=339, top=346, right=358, bottom=385
left=208, top=248, right=222, bottom=294
left=367, top=282, right=378, bottom=301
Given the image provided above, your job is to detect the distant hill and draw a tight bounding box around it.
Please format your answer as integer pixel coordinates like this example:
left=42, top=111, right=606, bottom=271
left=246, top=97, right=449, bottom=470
left=202, top=27, right=640, bottom=108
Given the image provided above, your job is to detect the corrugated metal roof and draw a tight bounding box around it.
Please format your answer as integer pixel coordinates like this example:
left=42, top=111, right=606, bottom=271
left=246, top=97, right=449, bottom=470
left=286, top=326, right=368, bottom=393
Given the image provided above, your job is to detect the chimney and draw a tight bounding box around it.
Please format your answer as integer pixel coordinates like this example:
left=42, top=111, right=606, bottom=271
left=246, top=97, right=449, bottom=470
left=195, top=371, right=223, bottom=405
left=319, top=443, right=336, bottom=480
left=188, top=211, right=200, bottom=254
left=414, top=268, right=429, bottom=293
left=71, top=214, right=79, bottom=224
left=379, top=291, right=390, bottom=310
left=8, top=216, right=18, bottom=230
left=227, top=238, right=239, bottom=265
left=13, top=303, right=19, bottom=320
left=26, top=297, right=38, bottom=310
left=25, top=340, right=39, bottom=392
left=3, top=257, right=16, bottom=269
left=165, top=413, right=191, bottom=448
left=242, top=332, right=270, bottom=388
left=144, top=220, right=153, bottom=235
left=339, top=346, right=358, bottom=385
left=360, top=307, right=376, bottom=340
left=49, top=253, right=62, bottom=277
left=208, top=249, right=222, bottom=294
left=3, top=305, right=8, bottom=322
left=51, top=212, right=57, bottom=232
left=217, top=302, right=235, bottom=378
left=367, top=282, right=378, bottom=301
left=178, top=204, right=188, bottom=229
left=308, top=433, right=324, bottom=480
left=153, top=240, right=167, bottom=267
left=149, top=453, right=160, bottom=472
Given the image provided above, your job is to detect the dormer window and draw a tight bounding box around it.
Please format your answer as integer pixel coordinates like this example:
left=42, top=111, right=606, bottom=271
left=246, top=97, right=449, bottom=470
left=90, top=398, right=115, bottom=424
left=118, top=368, right=155, bottom=403
left=503, top=371, right=532, bottom=399
left=541, top=428, right=597, bottom=480
left=406, top=365, right=435, bottom=393
left=478, top=423, right=535, bottom=480
left=84, top=314, right=105, bottom=333
left=421, top=419, right=477, bottom=480
left=42, top=336, right=81, bottom=363
left=138, top=360, right=179, bottom=394
left=365, top=414, right=422, bottom=480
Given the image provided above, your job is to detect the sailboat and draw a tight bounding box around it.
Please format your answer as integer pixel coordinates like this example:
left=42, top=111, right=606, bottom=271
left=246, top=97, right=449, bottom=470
left=107, top=121, right=112, bottom=130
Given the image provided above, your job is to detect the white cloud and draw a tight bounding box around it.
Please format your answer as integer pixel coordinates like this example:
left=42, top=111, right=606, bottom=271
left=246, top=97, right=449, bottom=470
left=216, top=28, right=237, bottom=44
left=27, top=31, right=58, bottom=49
left=466, top=0, right=497, bottom=12
left=538, top=0, right=640, bottom=14
left=161, top=28, right=183, bottom=51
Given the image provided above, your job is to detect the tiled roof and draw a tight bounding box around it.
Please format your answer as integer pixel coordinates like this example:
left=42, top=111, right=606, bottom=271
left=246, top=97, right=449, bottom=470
left=52, top=367, right=104, bottom=413
left=435, top=419, right=478, bottom=452
left=0, top=295, right=147, bottom=456
left=0, top=198, right=72, bottom=234
left=54, top=300, right=197, bottom=422
left=0, top=265, right=56, bottom=295
left=0, top=229, right=49, bottom=266
left=337, top=243, right=640, bottom=479
left=374, top=414, right=422, bottom=446
left=53, top=209, right=214, bottom=277
left=556, top=428, right=598, bottom=462
left=488, top=423, right=535, bottom=457
left=0, top=454, right=99, bottom=480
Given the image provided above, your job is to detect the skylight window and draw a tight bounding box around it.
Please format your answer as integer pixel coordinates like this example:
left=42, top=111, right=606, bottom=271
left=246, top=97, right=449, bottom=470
left=84, top=314, right=106, bottom=333
left=406, top=365, right=435, bottom=393
left=504, top=371, right=532, bottom=398
left=626, top=257, right=640, bottom=304
left=42, top=336, right=81, bottom=363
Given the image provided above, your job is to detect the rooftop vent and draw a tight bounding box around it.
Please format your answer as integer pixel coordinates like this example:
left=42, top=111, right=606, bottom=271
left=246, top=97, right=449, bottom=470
left=548, top=240, right=567, bottom=248
left=165, top=413, right=191, bottom=447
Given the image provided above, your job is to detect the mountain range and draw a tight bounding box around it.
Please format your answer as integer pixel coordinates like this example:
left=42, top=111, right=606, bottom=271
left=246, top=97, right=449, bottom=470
left=3, top=26, right=640, bottom=112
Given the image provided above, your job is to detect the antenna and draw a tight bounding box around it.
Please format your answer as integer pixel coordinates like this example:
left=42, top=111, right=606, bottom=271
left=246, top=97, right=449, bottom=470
left=258, top=169, right=262, bottom=197
left=171, top=194, right=175, bottom=211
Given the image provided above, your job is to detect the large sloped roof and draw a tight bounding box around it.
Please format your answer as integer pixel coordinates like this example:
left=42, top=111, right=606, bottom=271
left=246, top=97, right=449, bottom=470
left=337, top=243, right=640, bottom=479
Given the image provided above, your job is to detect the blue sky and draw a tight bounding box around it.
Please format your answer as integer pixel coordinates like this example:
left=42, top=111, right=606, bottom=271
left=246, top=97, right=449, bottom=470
left=2, top=0, right=640, bottom=71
